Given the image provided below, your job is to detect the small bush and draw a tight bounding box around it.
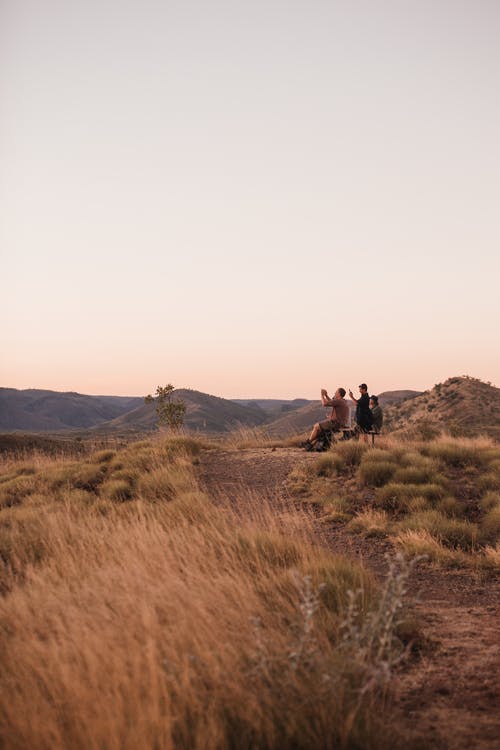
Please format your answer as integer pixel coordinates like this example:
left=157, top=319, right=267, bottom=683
left=359, top=460, right=396, bottom=487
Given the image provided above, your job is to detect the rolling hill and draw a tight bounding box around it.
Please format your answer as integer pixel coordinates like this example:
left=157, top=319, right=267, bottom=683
left=0, top=388, right=143, bottom=431
left=384, top=376, right=500, bottom=438
left=92, top=389, right=268, bottom=434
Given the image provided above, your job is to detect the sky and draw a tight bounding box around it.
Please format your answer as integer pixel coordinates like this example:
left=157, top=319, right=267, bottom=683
left=1, top=0, right=499, bottom=399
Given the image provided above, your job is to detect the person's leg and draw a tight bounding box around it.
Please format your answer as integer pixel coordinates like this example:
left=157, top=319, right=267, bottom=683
left=308, top=422, right=322, bottom=443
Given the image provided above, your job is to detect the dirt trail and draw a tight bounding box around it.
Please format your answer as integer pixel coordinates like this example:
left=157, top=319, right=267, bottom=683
left=197, top=447, right=500, bottom=750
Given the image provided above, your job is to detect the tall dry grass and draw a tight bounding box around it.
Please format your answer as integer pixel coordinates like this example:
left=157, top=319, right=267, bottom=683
left=0, top=438, right=410, bottom=750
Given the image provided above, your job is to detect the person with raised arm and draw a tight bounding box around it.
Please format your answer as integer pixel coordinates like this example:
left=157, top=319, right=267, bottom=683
left=303, top=386, right=349, bottom=451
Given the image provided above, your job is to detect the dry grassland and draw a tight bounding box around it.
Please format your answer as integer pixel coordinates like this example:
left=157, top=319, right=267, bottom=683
left=0, top=437, right=415, bottom=750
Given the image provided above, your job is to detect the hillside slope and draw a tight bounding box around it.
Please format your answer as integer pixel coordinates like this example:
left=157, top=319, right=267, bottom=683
left=385, top=377, right=500, bottom=438
left=0, top=389, right=143, bottom=431
left=93, top=389, right=268, bottom=434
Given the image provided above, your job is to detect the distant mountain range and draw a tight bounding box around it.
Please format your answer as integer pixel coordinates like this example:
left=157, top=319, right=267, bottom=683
left=0, top=386, right=421, bottom=436
left=1, top=379, right=497, bottom=438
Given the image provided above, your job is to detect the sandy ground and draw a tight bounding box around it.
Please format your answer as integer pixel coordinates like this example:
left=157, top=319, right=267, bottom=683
left=197, top=446, right=500, bottom=750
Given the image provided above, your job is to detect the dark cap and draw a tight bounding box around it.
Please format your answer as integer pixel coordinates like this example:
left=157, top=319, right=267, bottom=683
left=359, top=383, right=368, bottom=390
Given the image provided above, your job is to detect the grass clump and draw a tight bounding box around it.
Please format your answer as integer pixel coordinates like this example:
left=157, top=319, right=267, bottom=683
left=375, top=483, right=446, bottom=513
left=330, top=441, right=368, bottom=468
left=100, top=479, right=134, bottom=502
left=0, top=476, right=37, bottom=508
left=359, top=460, right=396, bottom=487
left=347, top=510, right=390, bottom=538
left=479, top=507, right=500, bottom=546
left=394, top=529, right=467, bottom=568
left=421, top=439, right=488, bottom=468
left=397, top=510, right=478, bottom=551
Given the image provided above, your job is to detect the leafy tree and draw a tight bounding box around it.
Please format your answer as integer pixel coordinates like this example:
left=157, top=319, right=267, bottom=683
left=144, top=384, right=186, bottom=431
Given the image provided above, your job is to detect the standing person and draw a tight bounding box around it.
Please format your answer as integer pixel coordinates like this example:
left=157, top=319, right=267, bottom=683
left=370, top=395, right=383, bottom=433
left=349, top=383, right=372, bottom=437
left=303, top=387, right=349, bottom=450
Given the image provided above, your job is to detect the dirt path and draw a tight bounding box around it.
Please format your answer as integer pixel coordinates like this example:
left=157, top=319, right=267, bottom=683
left=197, top=447, right=500, bottom=750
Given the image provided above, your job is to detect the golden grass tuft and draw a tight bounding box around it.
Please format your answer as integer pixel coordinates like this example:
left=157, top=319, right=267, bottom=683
left=347, top=509, right=390, bottom=538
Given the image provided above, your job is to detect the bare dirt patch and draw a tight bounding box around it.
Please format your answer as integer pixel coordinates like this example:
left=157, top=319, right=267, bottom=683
left=197, top=446, right=500, bottom=750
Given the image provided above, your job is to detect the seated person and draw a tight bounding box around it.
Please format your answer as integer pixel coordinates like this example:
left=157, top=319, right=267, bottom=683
left=349, top=383, right=373, bottom=437
left=304, top=387, right=349, bottom=450
left=370, top=395, right=383, bottom=433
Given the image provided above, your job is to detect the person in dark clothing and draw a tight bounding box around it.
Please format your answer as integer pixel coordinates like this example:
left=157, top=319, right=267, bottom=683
left=370, top=395, right=383, bottom=433
left=349, top=383, right=372, bottom=437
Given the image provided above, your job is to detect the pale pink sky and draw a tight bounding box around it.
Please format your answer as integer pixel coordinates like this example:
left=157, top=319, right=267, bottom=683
left=1, top=1, right=499, bottom=399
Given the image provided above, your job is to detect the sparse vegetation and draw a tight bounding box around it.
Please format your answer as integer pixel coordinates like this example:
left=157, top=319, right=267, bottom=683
left=289, top=436, right=500, bottom=571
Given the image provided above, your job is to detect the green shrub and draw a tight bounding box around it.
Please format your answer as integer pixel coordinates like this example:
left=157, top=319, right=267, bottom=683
left=359, top=460, right=396, bottom=487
